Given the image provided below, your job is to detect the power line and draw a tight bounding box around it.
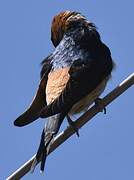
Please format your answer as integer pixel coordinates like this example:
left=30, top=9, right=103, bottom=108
left=7, top=72, right=134, bottom=180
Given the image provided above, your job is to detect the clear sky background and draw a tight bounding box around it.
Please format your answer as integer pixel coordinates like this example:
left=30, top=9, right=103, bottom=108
left=1, top=1, right=134, bottom=179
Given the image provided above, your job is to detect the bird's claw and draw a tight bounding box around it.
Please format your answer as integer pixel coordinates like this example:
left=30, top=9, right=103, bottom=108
left=95, top=98, right=106, bottom=114
left=67, top=115, right=79, bottom=137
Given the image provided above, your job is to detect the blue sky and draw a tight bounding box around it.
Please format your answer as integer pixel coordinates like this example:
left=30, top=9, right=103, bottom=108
left=1, top=1, right=134, bottom=179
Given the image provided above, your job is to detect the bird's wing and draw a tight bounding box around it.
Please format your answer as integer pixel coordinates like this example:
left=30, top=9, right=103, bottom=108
left=14, top=60, right=52, bottom=127
left=40, top=54, right=112, bottom=118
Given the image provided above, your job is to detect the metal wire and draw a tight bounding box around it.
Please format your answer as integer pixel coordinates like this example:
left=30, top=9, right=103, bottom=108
left=6, top=72, right=134, bottom=180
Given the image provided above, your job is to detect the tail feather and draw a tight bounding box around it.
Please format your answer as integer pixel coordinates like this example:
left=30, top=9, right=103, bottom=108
left=31, top=129, right=46, bottom=173
left=31, top=112, right=68, bottom=172
left=40, top=148, right=47, bottom=172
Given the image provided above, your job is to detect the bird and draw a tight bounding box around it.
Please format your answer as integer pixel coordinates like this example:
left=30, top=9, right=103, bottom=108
left=14, top=11, right=114, bottom=172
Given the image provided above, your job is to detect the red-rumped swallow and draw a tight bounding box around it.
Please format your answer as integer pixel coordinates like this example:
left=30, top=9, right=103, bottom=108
left=14, top=11, right=114, bottom=172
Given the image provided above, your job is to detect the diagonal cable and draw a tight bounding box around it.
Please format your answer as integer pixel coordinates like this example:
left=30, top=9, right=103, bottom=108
left=7, top=72, right=134, bottom=180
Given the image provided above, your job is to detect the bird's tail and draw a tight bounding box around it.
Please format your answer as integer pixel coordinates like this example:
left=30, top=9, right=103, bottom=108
left=31, top=112, right=66, bottom=172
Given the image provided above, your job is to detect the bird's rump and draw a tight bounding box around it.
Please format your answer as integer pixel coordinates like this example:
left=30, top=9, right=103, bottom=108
left=46, top=67, right=70, bottom=105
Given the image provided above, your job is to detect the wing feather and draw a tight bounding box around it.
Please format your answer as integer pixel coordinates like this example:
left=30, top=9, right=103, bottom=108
left=14, top=58, right=52, bottom=127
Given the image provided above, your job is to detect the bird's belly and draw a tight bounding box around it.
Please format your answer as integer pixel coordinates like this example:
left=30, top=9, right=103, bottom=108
left=46, top=67, right=70, bottom=105
left=69, top=78, right=108, bottom=115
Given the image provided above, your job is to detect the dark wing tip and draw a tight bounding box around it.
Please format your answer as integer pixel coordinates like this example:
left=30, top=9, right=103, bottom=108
left=14, top=116, right=29, bottom=127
left=14, top=112, right=40, bottom=127
left=14, top=121, right=23, bottom=127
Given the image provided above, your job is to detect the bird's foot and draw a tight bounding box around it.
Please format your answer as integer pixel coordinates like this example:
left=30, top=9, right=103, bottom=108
left=95, top=98, right=106, bottom=114
left=67, top=115, right=79, bottom=137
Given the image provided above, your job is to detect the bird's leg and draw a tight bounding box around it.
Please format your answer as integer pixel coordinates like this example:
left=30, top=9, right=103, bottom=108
left=66, top=115, right=79, bottom=137
left=94, top=98, right=106, bottom=114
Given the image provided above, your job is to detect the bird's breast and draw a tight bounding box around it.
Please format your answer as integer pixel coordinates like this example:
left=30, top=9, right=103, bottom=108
left=46, top=67, right=70, bottom=105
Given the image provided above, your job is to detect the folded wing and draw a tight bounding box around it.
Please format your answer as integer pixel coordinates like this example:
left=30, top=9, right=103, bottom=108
left=14, top=58, right=52, bottom=127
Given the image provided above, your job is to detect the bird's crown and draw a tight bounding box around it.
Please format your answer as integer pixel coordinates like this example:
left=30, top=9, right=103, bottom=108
left=51, top=11, right=93, bottom=47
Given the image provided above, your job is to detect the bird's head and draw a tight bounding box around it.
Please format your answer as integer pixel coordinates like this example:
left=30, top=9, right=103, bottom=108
left=51, top=11, right=93, bottom=47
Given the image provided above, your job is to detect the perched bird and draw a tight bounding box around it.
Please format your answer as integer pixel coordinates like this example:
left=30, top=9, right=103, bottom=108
left=14, top=11, right=114, bottom=172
